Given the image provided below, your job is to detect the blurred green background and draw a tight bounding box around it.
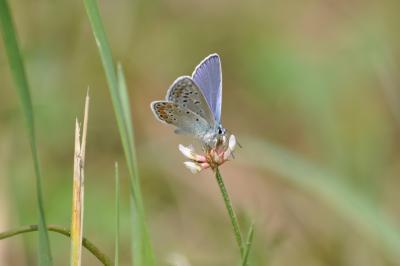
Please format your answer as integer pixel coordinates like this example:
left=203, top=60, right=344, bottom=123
left=1, top=0, right=400, bottom=265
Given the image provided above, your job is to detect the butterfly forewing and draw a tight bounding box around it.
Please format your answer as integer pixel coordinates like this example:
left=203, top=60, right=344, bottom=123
left=151, top=101, right=212, bottom=138
left=192, top=54, right=222, bottom=123
left=166, top=76, right=215, bottom=128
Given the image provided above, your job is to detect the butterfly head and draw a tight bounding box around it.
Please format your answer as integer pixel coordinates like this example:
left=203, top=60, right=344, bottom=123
left=217, top=125, right=226, bottom=136
left=200, top=124, right=227, bottom=152
left=215, top=124, right=228, bottom=148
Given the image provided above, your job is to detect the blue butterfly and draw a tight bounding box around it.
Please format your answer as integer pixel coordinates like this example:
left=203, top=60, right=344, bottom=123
left=151, top=54, right=227, bottom=150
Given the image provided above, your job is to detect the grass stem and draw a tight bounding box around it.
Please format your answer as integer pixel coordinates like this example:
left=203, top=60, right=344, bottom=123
left=0, top=225, right=112, bottom=266
left=70, top=93, right=89, bottom=266
left=83, top=1, right=155, bottom=264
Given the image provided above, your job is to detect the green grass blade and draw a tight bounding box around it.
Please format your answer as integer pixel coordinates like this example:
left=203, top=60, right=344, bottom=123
left=117, top=63, right=134, bottom=140
left=0, top=0, right=52, bottom=265
left=117, top=61, right=154, bottom=265
left=83, top=1, right=155, bottom=265
left=241, top=224, right=255, bottom=266
left=243, top=138, right=400, bottom=261
left=114, top=162, right=120, bottom=266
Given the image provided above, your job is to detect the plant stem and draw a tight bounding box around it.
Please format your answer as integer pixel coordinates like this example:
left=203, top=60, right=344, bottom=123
left=0, top=225, right=112, bottom=266
left=71, top=93, right=89, bottom=266
left=215, top=167, right=244, bottom=257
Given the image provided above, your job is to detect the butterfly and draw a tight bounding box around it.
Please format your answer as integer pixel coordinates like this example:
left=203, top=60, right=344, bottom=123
left=151, top=54, right=228, bottom=150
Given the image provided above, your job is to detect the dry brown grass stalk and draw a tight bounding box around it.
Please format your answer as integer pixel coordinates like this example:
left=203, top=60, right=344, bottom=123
left=70, top=92, right=89, bottom=266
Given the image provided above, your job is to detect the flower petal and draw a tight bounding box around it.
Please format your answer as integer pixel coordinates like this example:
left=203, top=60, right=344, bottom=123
left=179, top=144, right=206, bottom=162
left=199, top=162, right=210, bottom=169
left=223, top=149, right=231, bottom=160
left=183, top=161, right=203, bottom=174
left=229, top=135, right=237, bottom=151
left=179, top=144, right=196, bottom=159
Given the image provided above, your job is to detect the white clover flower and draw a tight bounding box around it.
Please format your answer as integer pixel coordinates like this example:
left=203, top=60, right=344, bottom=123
left=179, top=134, right=237, bottom=174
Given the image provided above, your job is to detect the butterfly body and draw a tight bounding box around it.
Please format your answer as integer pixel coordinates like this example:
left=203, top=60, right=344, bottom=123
left=151, top=54, right=228, bottom=151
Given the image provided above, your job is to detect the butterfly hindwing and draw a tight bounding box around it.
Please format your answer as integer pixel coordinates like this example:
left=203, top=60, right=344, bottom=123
left=192, top=53, right=222, bottom=123
left=151, top=101, right=212, bottom=138
left=166, top=76, right=215, bottom=128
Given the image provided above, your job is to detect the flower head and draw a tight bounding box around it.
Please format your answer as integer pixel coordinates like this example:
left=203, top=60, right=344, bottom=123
left=179, top=134, right=237, bottom=173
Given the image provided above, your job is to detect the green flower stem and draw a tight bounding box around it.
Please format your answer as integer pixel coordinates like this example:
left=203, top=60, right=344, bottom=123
left=215, top=167, right=244, bottom=257
left=0, top=225, right=112, bottom=266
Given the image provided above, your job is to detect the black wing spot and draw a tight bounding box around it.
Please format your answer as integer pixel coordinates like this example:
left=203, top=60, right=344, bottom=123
left=195, top=118, right=199, bottom=121
left=186, top=111, right=190, bottom=114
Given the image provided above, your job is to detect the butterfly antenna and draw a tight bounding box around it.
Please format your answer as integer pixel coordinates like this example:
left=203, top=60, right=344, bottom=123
left=237, top=141, right=242, bottom=149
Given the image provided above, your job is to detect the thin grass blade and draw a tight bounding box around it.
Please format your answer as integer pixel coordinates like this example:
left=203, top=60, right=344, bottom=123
left=117, top=60, right=154, bottom=265
left=241, top=224, right=254, bottom=266
left=117, top=63, right=134, bottom=140
left=0, top=0, right=52, bottom=264
left=83, top=0, right=155, bottom=265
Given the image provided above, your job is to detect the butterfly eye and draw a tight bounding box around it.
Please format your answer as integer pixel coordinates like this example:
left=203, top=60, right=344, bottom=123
left=218, top=127, right=223, bottom=135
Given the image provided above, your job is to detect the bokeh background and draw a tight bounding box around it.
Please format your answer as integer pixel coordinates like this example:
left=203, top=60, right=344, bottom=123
left=1, top=0, right=400, bottom=265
